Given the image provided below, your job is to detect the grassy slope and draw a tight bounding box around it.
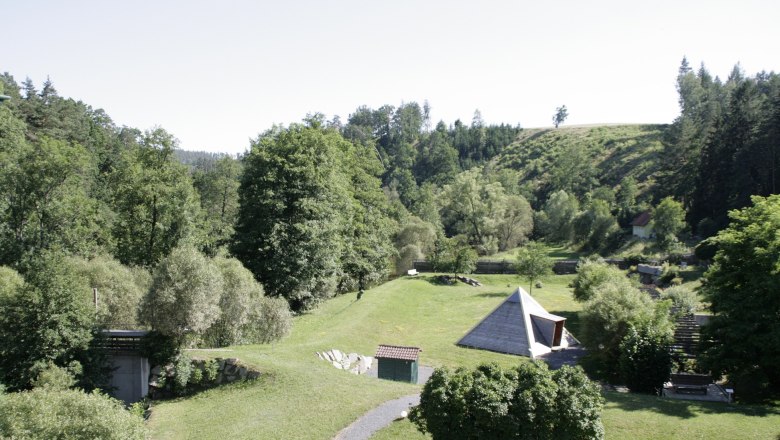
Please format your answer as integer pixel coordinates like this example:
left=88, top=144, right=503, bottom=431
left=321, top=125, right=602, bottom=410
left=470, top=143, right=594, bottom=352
left=149, top=273, right=779, bottom=440
left=487, top=244, right=582, bottom=261
left=497, top=124, right=667, bottom=196
left=148, top=274, right=576, bottom=439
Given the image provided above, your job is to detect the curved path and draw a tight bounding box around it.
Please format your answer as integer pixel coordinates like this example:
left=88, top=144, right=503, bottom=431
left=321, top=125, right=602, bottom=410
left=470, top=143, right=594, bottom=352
left=333, top=365, right=433, bottom=440
left=331, top=349, right=584, bottom=439
left=333, top=393, right=421, bottom=440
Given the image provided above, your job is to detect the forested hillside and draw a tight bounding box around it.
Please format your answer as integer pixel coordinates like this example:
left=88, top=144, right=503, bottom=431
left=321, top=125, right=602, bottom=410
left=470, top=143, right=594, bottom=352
left=1, top=58, right=778, bottom=314
left=1, top=58, right=779, bottom=404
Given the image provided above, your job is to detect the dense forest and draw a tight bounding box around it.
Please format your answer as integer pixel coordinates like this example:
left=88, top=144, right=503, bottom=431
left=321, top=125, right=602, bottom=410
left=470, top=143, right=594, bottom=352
left=0, top=58, right=779, bottom=399
left=1, top=59, right=779, bottom=315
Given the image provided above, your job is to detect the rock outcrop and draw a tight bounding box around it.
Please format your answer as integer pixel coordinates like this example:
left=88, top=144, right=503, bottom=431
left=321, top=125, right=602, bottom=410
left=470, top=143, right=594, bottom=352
left=316, top=349, right=373, bottom=374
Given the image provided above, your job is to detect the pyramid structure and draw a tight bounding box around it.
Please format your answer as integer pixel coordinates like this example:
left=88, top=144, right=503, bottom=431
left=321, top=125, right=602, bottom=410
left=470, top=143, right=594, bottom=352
left=457, top=287, right=578, bottom=358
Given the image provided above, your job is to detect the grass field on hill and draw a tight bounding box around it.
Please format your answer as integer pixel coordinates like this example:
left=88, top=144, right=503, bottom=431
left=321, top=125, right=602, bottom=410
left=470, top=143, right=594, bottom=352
left=497, top=124, right=667, bottom=195
left=148, top=273, right=780, bottom=440
left=148, top=274, right=575, bottom=439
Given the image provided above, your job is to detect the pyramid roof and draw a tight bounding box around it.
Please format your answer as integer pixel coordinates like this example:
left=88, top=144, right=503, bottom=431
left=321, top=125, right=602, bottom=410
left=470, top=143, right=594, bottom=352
left=457, top=287, right=578, bottom=358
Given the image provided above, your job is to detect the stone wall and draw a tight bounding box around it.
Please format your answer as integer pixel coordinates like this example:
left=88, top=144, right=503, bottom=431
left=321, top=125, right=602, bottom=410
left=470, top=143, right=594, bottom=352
left=148, top=357, right=260, bottom=399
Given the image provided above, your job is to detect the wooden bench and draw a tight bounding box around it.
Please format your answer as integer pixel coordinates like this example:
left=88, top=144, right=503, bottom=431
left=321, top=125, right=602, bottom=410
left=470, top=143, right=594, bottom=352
left=406, top=269, right=418, bottom=276
left=670, top=373, right=711, bottom=394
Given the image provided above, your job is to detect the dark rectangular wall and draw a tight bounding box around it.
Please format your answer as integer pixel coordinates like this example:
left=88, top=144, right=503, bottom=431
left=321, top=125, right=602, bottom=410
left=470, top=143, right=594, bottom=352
left=377, top=358, right=417, bottom=383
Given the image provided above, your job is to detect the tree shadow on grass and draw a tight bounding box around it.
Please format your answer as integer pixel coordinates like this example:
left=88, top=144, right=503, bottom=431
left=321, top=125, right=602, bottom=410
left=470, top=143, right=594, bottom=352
left=423, top=275, right=457, bottom=287
left=604, top=391, right=780, bottom=420
left=476, top=292, right=509, bottom=298
left=679, top=266, right=705, bottom=284
left=545, top=246, right=582, bottom=260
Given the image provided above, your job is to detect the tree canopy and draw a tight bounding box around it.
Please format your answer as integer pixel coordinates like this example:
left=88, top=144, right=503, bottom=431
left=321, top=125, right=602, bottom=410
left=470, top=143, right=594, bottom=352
left=410, top=362, right=604, bottom=440
left=514, top=241, right=552, bottom=295
left=0, top=252, right=102, bottom=391
left=699, top=195, right=780, bottom=398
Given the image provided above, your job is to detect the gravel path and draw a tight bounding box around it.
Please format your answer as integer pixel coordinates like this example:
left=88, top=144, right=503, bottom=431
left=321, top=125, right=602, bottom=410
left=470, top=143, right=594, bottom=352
left=333, top=394, right=421, bottom=440
left=331, top=349, right=585, bottom=440
left=333, top=366, right=433, bottom=440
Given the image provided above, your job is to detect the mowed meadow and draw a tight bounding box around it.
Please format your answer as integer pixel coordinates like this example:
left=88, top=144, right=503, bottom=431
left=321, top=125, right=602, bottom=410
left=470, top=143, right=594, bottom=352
left=148, top=274, right=780, bottom=440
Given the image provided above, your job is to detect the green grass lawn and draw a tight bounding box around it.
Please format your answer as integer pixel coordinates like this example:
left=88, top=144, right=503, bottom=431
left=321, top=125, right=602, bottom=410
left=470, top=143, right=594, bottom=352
left=372, top=392, right=780, bottom=440
left=487, top=243, right=582, bottom=261
left=148, top=273, right=777, bottom=440
left=148, top=274, right=573, bottom=439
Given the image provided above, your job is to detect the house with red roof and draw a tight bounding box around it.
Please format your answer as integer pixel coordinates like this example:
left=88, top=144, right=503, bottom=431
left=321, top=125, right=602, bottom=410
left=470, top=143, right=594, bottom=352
left=631, top=211, right=654, bottom=239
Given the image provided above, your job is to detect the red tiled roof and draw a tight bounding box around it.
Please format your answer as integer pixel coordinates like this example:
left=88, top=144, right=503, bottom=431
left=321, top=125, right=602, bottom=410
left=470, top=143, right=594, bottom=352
left=375, top=344, right=421, bottom=361
left=631, top=211, right=651, bottom=227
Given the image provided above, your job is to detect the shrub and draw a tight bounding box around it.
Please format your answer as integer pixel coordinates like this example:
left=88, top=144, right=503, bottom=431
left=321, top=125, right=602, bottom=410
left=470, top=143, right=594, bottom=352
left=619, top=324, right=673, bottom=394
left=32, top=363, right=76, bottom=391
left=0, top=252, right=103, bottom=391
left=172, top=353, right=193, bottom=393
left=659, top=262, right=680, bottom=285
left=666, top=252, right=685, bottom=265
left=247, top=296, right=292, bottom=343
left=624, top=254, right=647, bottom=267
left=140, top=245, right=223, bottom=345
left=579, top=279, right=673, bottom=381
left=204, top=360, right=219, bottom=382
left=410, top=362, right=604, bottom=440
left=202, top=256, right=264, bottom=347
left=696, top=217, right=718, bottom=238
left=571, top=257, right=627, bottom=302
left=731, top=367, right=773, bottom=402
left=69, top=255, right=147, bottom=328
left=694, top=238, right=718, bottom=261
left=0, top=388, right=147, bottom=439
left=189, top=367, right=203, bottom=385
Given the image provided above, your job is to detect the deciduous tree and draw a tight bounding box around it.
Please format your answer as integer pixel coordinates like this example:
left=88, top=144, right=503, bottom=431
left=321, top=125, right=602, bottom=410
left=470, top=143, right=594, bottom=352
left=112, top=128, right=202, bottom=267
left=232, top=124, right=349, bottom=311
left=552, top=105, right=568, bottom=128
left=139, top=245, right=222, bottom=345
left=515, top=241, right=552, bottom=295
left=410, top=362, right=604, bottom=440
left=580, top=276, right=673, bottom=381
left=652, top=197, right=686, bottom=249
left=0, top=253, right=100, bottom=391
left=699, top=195, right=780, bottom=398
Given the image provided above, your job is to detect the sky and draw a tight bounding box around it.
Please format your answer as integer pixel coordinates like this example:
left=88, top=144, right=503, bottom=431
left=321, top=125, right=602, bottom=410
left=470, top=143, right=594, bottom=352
left=2, top=0, right=779, bottom=154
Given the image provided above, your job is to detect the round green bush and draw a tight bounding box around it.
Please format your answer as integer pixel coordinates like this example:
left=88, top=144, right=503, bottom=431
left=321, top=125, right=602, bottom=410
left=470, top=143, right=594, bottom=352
left=0, top=388, right=147, bottom=439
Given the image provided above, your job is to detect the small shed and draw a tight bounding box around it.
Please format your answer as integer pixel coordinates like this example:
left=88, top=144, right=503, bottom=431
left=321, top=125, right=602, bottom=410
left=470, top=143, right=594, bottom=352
left=631, top=211, right=654, bottom=239
left=375, top=344, right=421, bottom=383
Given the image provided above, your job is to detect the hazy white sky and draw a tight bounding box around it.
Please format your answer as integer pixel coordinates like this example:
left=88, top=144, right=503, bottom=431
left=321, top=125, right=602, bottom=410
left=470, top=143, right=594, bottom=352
left=3, top=0, right=778, bottom=154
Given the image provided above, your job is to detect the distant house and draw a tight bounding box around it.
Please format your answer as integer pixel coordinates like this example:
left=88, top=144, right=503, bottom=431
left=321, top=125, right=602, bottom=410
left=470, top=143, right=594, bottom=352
left=631, top=211, right=654, bottom=239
